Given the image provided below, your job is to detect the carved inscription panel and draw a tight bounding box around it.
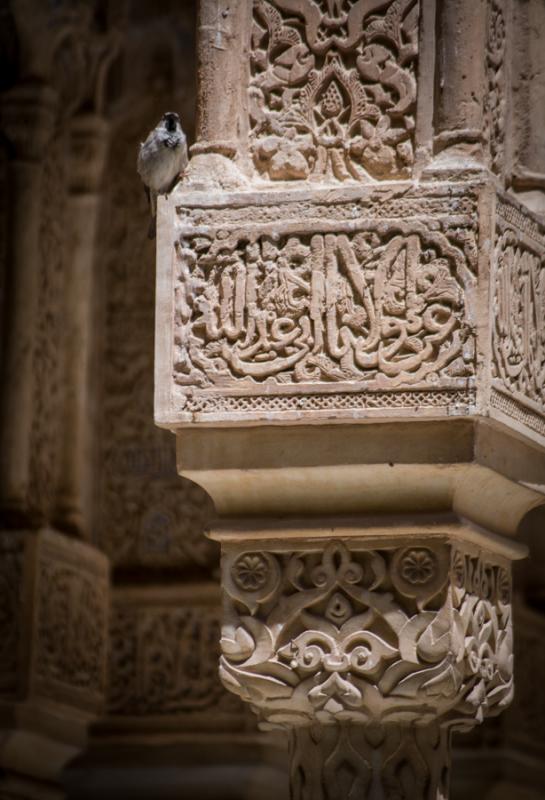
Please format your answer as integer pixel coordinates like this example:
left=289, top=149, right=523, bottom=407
left=250, top=0, right=420, bottom=181
left=164, top=185, right=478, bottom=424
left=491, top=198, right=545, bottom=441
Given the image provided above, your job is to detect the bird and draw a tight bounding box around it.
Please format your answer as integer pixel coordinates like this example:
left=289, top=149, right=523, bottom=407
left=137, top=111, right=188, bottom=238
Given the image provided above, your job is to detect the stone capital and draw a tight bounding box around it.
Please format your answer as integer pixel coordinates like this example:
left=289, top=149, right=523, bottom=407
left=216, top=533, right=516, bottom=732
left=0, top=81, right=57, bottom=162
left=67, top=114, right=110, bottom=194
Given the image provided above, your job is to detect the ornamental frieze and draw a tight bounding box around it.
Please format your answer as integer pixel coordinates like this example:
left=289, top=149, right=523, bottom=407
left=162, top=185, right=479, bottom=424
left=491, top=196, right=545, bottom=441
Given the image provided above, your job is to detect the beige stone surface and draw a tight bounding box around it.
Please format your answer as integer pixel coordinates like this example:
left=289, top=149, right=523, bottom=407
left=154, top=1, right=545, bottom=797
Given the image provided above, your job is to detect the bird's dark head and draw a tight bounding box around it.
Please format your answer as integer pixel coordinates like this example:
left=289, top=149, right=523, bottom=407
left=162, top=111, right=181, bottom=133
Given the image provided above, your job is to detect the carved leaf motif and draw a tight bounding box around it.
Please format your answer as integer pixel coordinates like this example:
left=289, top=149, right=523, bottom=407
left=220, top=543, right=513, bottom=727
left=249, top=0, right=419, bottom=181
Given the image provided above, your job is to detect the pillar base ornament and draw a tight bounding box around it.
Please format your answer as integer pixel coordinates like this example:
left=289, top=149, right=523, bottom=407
left=213, top=530, right=519, bottom=799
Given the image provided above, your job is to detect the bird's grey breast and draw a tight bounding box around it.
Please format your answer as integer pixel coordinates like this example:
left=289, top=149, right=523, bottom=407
left=137, top=131, right=187, bottom=193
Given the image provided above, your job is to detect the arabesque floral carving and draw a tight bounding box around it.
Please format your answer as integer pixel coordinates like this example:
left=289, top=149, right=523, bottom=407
left=250, top=0, right=419, bottom=181
left=219, top=541, right=513, bottom=729
left=491, top=204, right=545, bottom=439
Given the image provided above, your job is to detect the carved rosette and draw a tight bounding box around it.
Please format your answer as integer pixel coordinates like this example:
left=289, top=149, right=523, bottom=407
left=219, top=540, right=513, bottom=731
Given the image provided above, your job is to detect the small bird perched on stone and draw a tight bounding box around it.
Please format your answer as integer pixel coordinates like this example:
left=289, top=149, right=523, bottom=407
left=137, top=111, right=188, bottom=238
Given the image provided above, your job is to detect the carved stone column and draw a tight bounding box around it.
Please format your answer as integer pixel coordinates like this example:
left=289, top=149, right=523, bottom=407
left=214, top=531, right=518, bottom=800
left=155, top=1, right=545, bottom=797
left=0, top=81, right=56, bottom=521
left=511, top=0, right=545, bottom=213
left=55, top=114, right=109, bottom=535
left=0, top=85, right=110, bottom=798
left=433, top=0, right=488, bottom=163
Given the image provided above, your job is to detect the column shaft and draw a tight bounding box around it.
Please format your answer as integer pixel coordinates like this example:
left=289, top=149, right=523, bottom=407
left=289, top=724, right=450, bottom=800
left=194, top=0, right=251, bottom=158
left=434, top=0, right=488, bottom=155
left=55, top=115, right=109, bottom=535
left=0, top=84, right=56, bottom=519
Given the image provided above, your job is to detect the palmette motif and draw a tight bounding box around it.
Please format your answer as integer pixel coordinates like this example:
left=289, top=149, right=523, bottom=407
left=219, top=542, right=513, bottom=729
left=249, top=0, right=419, bottom=181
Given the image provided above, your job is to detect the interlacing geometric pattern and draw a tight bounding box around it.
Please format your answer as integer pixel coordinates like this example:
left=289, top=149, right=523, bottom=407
left=220, top=541, right=513, bottom=729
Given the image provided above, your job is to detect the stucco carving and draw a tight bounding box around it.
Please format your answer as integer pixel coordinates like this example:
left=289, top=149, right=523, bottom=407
left=166, top=185, right=478, bottom=423
left=250, top=0, right=419, bottom=181
left=485, top=0, right=507, bottom=177
left=220, top=540, right=513, bottom=729
left=491, top=197, right=545, bottom=440
left=109, top=602, right=243, bottom=717
left=0, top=530, right=109, bottom=713
left=35, top=550, right=108, bottom=705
